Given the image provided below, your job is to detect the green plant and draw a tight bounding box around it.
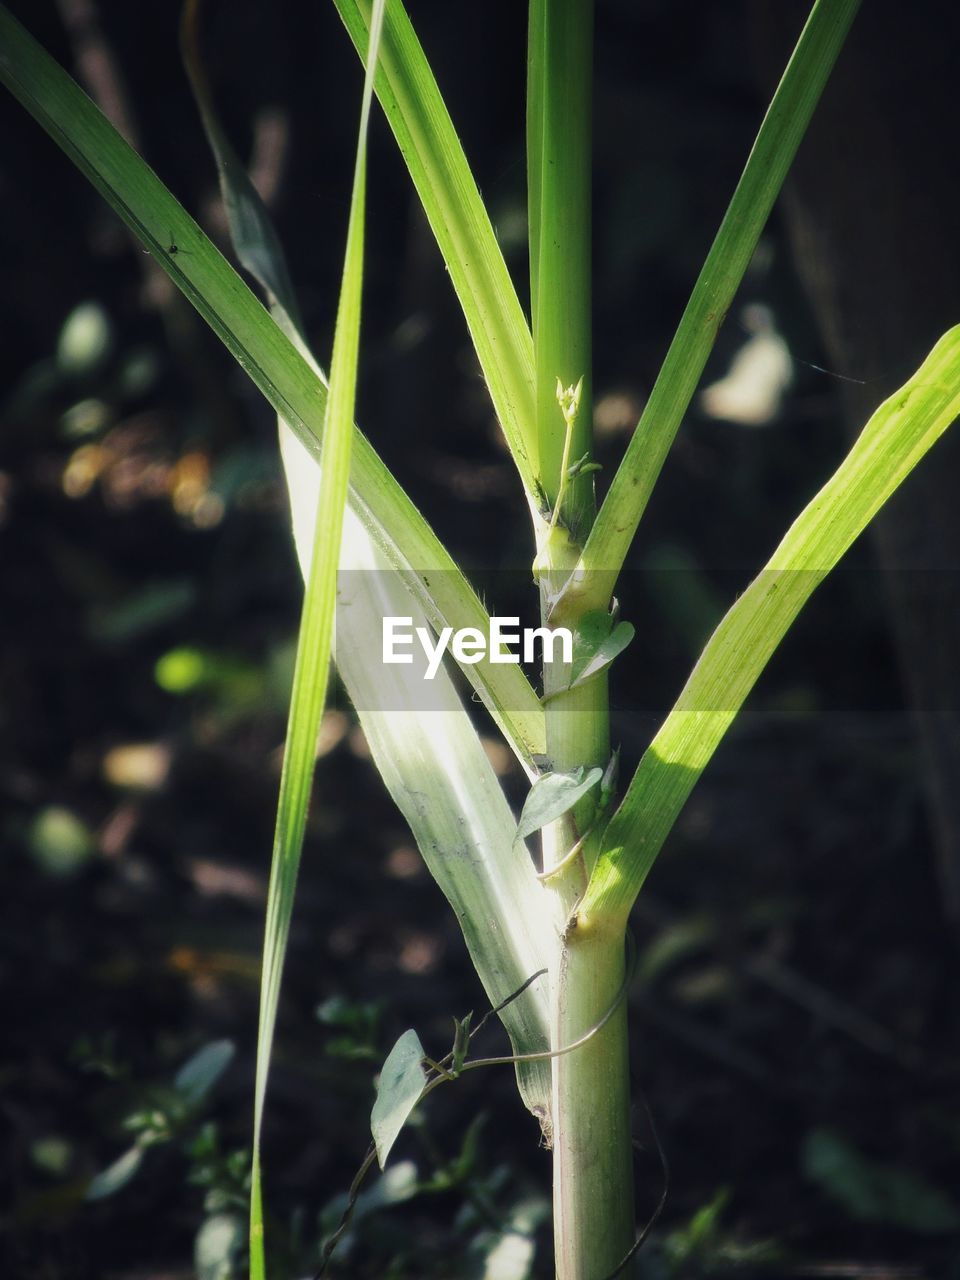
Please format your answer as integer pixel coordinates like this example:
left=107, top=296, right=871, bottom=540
left=3, top=2, right=960, bottom=1278
left=78, top=1040, right=244, bottom=1276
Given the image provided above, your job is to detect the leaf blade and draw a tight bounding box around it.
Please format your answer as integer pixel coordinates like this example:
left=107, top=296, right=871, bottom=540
left=573, top=0, right=863, bottom=612
left=0, top=2, right=545, bottom=769
left=568, top=615, right=635, bottom=689
left=584, top=327, right=960, bottom=926
left=517, top=767, right=603, bottom=842
left=248, top=5, right=386, bottom=1274
left=331, top=0, right=539, bottom=495
left=174, top=1039, right=235, bottom=1107
left=371, top=1030, right=427, bottom=1169
left=185, top=0, right=558, bottom=1126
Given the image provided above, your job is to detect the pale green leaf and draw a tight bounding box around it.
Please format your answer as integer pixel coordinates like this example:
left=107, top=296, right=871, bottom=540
left=802, top=1128, right=960, bottom=1234
left=85, top=1143, right=144, bottom=1201
left=323, top=511, right=556, bottom=1116
left=568, top=614, right=635, bottom=689
left=371, top=1029, right=427, bottom=1170
left=195, top=1213, right=245, bottom=1280
left=174, top=1040, right=235, bottom=1107
left=517, top=767, right=603, bottom=842
left=193, top=0, right=556, bottom=1127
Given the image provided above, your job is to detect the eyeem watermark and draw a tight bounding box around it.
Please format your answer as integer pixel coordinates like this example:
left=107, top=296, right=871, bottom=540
left=383, top=617, right=573, bottom=680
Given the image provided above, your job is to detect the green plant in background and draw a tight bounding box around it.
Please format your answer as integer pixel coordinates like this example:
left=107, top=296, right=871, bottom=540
left=3, top=0, right=960, bottom=1276
left=77, top=1040, right=246, bottom=1277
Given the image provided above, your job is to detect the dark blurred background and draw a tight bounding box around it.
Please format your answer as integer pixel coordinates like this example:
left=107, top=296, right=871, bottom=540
left=2, top=1, right=960, bottom=1277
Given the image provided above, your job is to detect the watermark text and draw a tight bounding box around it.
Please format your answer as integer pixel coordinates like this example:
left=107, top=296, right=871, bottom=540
left=382, top=617, right=573, bottom=680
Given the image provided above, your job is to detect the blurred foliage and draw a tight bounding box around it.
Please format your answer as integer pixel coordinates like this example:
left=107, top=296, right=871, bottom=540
left=802, top=1128, right=960, bottom=1235
left=2, top=0, right=960, bottom=1277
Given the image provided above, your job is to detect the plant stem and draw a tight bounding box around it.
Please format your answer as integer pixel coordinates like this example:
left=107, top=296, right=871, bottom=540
left=552, top=926, right=635, bottom=1279
left=529, top=1, right=635, bottom=1275
left=531, top=0, right=594, bottom=541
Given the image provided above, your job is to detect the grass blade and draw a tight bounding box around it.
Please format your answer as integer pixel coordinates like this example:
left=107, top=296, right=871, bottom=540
left=183, top=0, right=555, bottom=1123
left=180, top=0, right=303, bottom=329
left=247, top=4, right=386, bottom=1274
left=582, top=328, right=960, bottom=928
left=0, top=1, right=544, bottom=768
left=186, top=0, right=553, bottom=1117
left=570, top=0, right=862, bottom=614
left=331, top=0, right=539, bottom=499
left=526, top=0, right=545, bottom=335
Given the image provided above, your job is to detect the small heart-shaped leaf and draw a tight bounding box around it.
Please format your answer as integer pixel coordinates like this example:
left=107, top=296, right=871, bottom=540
left=569, top=614, right=635, bottom=688
left=516, top=767, right=603, bottom=842
left=371, top=1029, right=426, bottom=1170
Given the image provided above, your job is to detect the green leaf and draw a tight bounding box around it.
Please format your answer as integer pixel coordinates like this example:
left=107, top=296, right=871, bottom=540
left=331, top=0, right=538, bottom=495
left=568, top=614, right=635, bottom=689
left=195, top=1212, right=245, bottom=1280
left=248, top=5, right=387, bottom=1273
left=568, top=457, right=602, bottom=480
left=191, top=0, right=555, bottom=1126
left=180, top=2, right=303, bottom=327
left=802, top=1128, right=960, bottom=1234
left=0, top=3, right=545, bottom=770
left=371, top=1030, right=427, bottom=1169
left=174, top=1040, right=235, bottom=1107
left=85, top=1143, right=145, bottom=1201
left=584, top=327, right=960, bottom=927
left=329, top=552, right=555, bottom=1115
left=451, top=1013, right=473, bottom=1076
left=572, top=0, right=863, bottom=613
left=516, top=767, right=603, bottom=842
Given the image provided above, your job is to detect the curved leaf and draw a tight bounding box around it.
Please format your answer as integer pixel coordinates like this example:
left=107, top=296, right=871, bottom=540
left=0, top=3, right=545, bottom=769
left=568, top=615, right=635, bottom=689
left=332, top=0, right=538, bottom=494
left=371, top=1030, right=427, bottom=1169
left=517, top=767, right=603, bottom=842
left=585, top=327, right=960, bottom=927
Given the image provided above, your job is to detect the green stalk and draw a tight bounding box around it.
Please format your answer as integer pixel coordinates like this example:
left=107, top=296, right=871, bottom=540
left=529, top=2, right=634, bottom=1273
left=552, top=928, right=634, bottom=1279
left=531, top=0, right=594, bottom=540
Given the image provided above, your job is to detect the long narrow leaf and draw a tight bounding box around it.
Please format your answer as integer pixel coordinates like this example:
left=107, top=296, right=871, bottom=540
left=249, top=8, right=386, bottom=1275
left=0, top=3, right=545, bottom=768
left=582, top=328, right=960, bottom=927
left=526, top=0, right=545, bottom=337
left=183, top=0, right=555, bottom=1118
left=568, top=0, right=862, bottom=614
left=332, top=0, right=539, bottom=496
